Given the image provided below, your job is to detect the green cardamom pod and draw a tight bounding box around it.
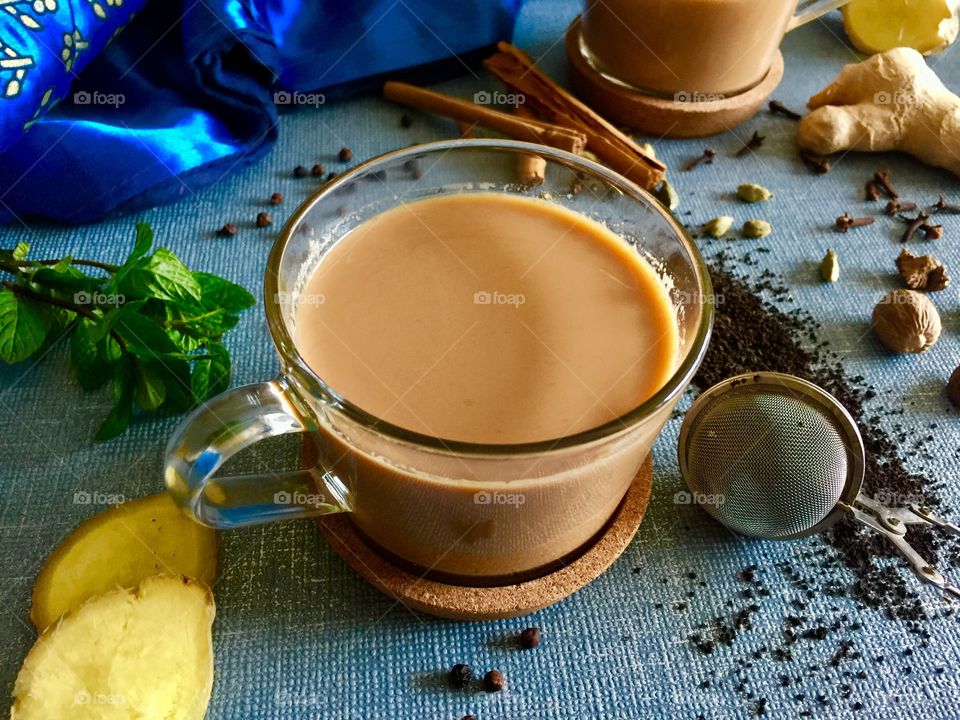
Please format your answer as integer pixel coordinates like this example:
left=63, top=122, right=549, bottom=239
left=820, top=248, right=839, bottom=282
left=703, top=216, right=734, bottom=238
left=737, top=183, right=774, bottom=203
left=742, top=219, right=772, bottom=238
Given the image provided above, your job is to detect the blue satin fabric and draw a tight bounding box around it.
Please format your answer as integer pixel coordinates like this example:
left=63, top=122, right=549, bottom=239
left=0, top=0, right=523, bottom=224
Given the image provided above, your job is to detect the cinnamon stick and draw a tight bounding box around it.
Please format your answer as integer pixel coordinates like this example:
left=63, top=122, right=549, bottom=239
left=383, top=81, right=587, bottom=154
left=483, top=42, right=666, bottom=190
left=514, top=105, right=546, bottom=185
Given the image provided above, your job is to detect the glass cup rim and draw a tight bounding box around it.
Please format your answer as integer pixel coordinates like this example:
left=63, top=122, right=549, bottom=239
left=265, top=138, right=714, bottom=455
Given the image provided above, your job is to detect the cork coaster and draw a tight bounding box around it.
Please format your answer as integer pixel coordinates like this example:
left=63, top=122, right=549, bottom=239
left=313, top=456, right=652, bottom=620
left=564, top=16, right=785, bottom=138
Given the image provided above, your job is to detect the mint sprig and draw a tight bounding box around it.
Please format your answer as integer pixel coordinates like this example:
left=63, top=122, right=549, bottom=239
left=0, top=223, right=256, bottom=441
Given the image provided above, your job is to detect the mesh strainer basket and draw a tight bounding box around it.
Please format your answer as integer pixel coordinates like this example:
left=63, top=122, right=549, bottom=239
left=678, top=372, right=960, bottom=600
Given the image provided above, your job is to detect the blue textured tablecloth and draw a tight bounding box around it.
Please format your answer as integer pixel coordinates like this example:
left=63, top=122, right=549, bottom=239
left=2, top=2, right=960, bottom=718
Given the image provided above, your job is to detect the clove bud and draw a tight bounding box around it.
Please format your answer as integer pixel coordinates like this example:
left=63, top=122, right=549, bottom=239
left=835, top=213, right=874, bottom=232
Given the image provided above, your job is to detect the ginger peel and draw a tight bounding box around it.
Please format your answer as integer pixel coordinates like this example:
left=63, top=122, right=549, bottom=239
left=798, top=48, right=960, bottom=177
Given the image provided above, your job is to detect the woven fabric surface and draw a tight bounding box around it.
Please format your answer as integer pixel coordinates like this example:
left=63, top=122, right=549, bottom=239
left=2, top=2, right=960, bottom=718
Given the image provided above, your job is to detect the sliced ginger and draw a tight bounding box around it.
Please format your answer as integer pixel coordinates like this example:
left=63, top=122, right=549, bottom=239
left=11, top=575, right=215, bottom=719
left=844, top=0, right=959, bottom=55
left=797, top=47, right=960, bottom=177
left=30, top=493, right=218, bottom=632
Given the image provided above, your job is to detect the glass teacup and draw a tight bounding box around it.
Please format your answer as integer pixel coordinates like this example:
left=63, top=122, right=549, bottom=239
left=164, top=140, right=713, bottom=584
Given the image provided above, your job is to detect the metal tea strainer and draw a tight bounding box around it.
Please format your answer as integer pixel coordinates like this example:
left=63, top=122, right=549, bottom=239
left=678, top=371, right=960, bottom=600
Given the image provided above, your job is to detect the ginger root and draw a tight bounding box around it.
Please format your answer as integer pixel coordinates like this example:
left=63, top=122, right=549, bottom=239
left=797, top=48, right=960, bottom=177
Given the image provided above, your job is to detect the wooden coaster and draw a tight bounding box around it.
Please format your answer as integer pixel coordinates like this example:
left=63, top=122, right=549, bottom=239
left=313, top=456, right=652, bottom=620
left=565, top=16, right=784, bottom=138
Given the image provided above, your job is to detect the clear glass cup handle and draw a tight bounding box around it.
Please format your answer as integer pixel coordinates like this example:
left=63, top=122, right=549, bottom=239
left=164, top=377, right=351, bottom=528
left=788, top=0, right=851, bottom=31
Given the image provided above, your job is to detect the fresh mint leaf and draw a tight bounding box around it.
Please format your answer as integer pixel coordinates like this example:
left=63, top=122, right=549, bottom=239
left=112, top=306, right=181, bottom=359
left=134, top=359, right=167, bottom=410
left=117, top=248, right=201, bottom=303
left=31, top=266, right=104, bottom=293
left=191, top=341, right=231, bottom=402
left=194, top=272, right=256, bottom=314
left=131, top=223, right=153, bottom=261
left=70, top=318, right=114, bottom=390
left=0, top=289, right=49, bottom=363
left=154, top=357, right=194, bottom=412
left=1, top=223, right=254, bottom=440
left=95, top=355, right=135, bottom=441
left=161, top=301, right=239, bottom=344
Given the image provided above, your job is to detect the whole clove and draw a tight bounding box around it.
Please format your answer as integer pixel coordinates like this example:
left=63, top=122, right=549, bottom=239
left=800, top=150, right=830, bottom=175
left=735, top=131, right=765, bottom=157
left=873, top=169, right=898, bottom=199
left=769, top=100, right=802, bottom=120
left=834, top=213, right=874, bottom=232
left=865, top=181, right=882, bottom=201
left=886, top=199, right=917, bottom=215
left=931, top=194, right=960, bottom=214
left=922, top=223, right=943, bottom=240
left=900, top=212, right=930, bottom=242
left=683, top=148, right=717, bottom=171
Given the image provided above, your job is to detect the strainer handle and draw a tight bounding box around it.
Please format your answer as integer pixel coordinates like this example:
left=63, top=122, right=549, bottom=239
left=841, top=501, right=960, bottom=601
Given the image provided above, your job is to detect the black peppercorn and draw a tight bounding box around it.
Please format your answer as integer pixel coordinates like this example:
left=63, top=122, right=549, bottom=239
left=338, top=147, right=353, bottom=162
left=311, top=163, right=325, bottom=177
left=449, top=664, right=472, bottom=689
left=269, top=192, right=283, bottom=205
left=216, top=223, right=237, bottom=237
left=519, top=627, right=541, bottom=649
left=293, top=165, right=308, bottom=178
left=255, top=212, right=272, bottom=228
left=483, top=669, right=505, bottom=692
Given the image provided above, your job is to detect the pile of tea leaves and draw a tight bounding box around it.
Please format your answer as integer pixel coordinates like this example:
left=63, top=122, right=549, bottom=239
left=695, top=248, right=953, bottom=620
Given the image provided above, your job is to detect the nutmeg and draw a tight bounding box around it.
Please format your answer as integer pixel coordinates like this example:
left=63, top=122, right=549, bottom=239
left=871, top=289, right=941, bottom=354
